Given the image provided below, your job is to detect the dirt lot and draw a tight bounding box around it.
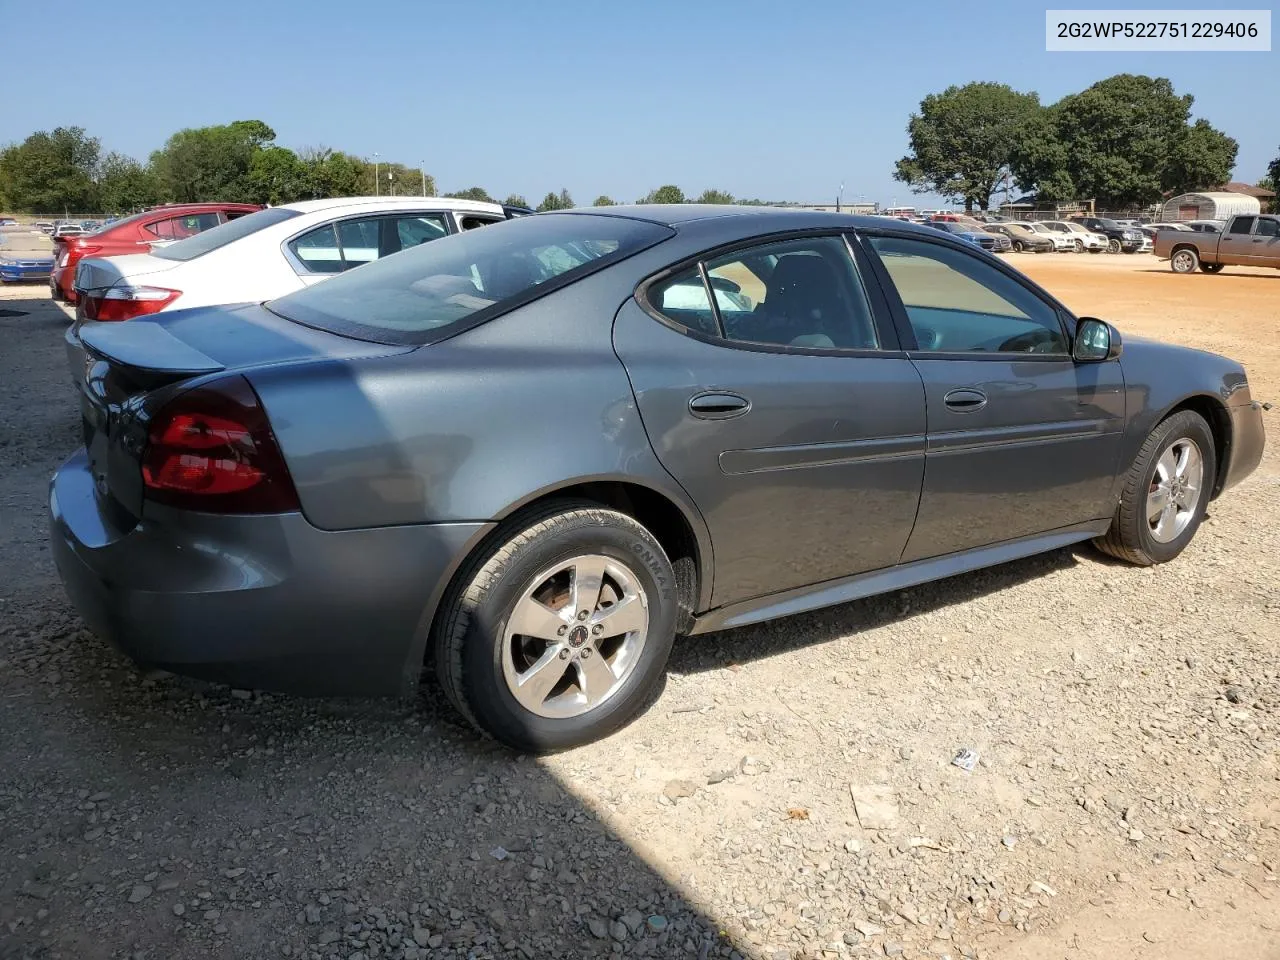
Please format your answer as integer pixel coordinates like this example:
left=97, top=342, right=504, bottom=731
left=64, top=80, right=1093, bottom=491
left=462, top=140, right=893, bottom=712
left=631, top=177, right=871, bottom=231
left=1, top=253, right=1278, bottom=960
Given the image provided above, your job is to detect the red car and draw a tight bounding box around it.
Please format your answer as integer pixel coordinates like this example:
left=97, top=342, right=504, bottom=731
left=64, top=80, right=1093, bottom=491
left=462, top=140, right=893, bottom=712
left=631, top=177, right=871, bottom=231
left=50, top=202, right=262, bottom=302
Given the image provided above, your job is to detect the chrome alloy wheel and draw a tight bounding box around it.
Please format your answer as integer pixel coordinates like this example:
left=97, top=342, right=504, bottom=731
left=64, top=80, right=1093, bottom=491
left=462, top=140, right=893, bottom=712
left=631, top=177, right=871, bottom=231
left=1171, top=249, right=1197, bottom=273
left=1147, top=438, right=1204, bottom=543
left=501, top=554, right=649, bottom=719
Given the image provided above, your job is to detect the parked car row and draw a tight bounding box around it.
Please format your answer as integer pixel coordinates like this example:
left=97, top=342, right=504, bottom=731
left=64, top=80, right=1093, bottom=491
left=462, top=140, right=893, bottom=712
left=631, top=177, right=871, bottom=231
left=48, top=204, right=1267, bottom=750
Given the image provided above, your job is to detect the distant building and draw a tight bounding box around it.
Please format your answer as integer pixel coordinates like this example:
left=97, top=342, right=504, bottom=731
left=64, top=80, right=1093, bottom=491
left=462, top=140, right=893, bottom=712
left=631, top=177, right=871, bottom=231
left=1160, top=191, right=1261, bottom=222
left=799, top=202, right=878, bottom=215
left=1210, top=181, right=1277, bottom=202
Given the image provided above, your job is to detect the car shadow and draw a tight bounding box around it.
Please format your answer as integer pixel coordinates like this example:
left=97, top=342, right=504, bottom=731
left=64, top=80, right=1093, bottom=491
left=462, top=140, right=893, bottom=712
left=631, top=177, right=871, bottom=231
left=669, top=546, right=1084, bottom=675
left=1137, top=269, right=1280, bottom=280
left=0, top=310, right=736, bottom=960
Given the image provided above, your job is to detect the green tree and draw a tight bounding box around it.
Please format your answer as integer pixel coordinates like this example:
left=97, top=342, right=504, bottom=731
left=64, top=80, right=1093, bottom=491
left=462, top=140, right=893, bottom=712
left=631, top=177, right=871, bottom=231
left=1166, top=119, right=1238, bottom=195
left=1265, top=149, right=1280, bottom=211
left=245, top=146, right=312, bottom=204
left=447, top=186, right=494, bottom=202
left=592, top=195, right=615, bottom=206
left=97, top=152, right=160, bottom=212
left=0, top=126, right=101, bottom=213
left=502, top=193, right=530, bottom=208
left=1012, top=75, right=1237, bottom=208
left=536, top=188, right=574, bottom=211
left=640, top=185, right=685, bottom=204
left=297, top=147, right=367, bottom=198
left=894, top=82, right=1041, bottom=212
left=151, top=119, right=279, bottom=202
left=695, top=188, right=734, bottom=204
left=380, top=163, right=434, bottom=197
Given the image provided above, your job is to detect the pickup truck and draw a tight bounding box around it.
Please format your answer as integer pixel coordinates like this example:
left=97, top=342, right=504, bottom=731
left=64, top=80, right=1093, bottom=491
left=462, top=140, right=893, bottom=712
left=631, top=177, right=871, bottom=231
left=1155, top=214, right=1280, bottom=274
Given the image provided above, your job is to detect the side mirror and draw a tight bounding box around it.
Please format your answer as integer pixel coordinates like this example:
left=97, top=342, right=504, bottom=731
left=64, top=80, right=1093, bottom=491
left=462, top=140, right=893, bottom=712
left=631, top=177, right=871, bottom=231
left=1073, top=317, right=1122, bottom=362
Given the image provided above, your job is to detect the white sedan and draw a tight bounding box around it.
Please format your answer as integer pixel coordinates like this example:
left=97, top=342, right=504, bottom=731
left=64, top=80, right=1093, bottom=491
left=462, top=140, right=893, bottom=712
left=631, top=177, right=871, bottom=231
left=1023, top=221, right=1076, bottom=252
left=1040, top=220, right=1110, bottom=253
left=73, top=197, right=509, bottom=321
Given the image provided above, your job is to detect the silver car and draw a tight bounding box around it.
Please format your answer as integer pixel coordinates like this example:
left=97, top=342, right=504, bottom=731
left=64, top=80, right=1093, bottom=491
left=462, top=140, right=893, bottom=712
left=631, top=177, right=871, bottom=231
left=52, top=207, right=1266, bottom=750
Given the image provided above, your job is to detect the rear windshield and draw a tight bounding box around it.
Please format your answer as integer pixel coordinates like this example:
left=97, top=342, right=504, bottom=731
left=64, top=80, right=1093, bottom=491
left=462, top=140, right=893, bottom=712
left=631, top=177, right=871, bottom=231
left=153, top=207, right=301, bottom=261
left=268, top=213, right=673, bottom=345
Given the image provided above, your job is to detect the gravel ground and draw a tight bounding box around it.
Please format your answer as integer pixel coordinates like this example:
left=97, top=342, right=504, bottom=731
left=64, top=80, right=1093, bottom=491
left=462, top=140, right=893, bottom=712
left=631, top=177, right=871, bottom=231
left=2, top=255, right=1278, bottom=960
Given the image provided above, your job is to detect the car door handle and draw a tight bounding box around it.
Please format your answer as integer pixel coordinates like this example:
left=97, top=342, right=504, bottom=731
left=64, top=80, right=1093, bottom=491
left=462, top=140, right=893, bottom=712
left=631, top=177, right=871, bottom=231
left=689, top=392, right=750, bottom=419
left=943, top=388, right=987, bottom=413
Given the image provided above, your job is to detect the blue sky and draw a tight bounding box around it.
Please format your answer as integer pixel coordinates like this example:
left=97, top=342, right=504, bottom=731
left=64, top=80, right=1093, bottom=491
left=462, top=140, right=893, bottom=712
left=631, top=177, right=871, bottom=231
left=3, top=0, right=1275, bottom=206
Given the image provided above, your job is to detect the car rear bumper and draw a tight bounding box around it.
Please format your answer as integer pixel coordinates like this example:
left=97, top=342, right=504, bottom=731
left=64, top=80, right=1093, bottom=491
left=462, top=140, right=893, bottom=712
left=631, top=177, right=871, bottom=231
left=50, top=449, right=493, bottom=696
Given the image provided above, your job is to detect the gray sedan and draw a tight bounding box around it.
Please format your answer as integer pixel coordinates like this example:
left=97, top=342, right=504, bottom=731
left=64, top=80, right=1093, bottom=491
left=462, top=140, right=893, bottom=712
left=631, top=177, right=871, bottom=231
left=52, top=207, right=1266, bottom=750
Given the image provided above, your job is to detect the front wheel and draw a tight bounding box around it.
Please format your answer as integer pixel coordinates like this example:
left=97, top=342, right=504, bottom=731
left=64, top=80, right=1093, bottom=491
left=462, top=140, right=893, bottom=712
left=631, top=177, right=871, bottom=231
left=1200, top=262, right=1224, bottom=274
left=1170, top=248, right=1200, bottom=273
left=1093, top=410, right=1216, bottom=566
left=1107, top=238, right=1122, bottom=254
left=433, top=503, right=677, bottom=751
left=1074, top=240, right=1085, bottom=253
left=1013, top=241, right=1025, bottom=253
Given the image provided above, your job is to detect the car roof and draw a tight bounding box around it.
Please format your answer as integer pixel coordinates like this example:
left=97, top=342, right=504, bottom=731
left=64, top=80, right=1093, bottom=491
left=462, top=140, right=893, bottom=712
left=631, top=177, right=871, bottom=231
left=276, top=196, right=505, bottom=216
left=558, top=204, right=943, bottom=236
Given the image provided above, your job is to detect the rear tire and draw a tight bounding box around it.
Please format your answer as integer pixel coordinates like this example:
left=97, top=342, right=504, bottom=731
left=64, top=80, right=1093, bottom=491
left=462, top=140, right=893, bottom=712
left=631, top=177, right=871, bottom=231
left=432, top=502, right=677, bottom=752
left=1200, top=262, right=1224, bottom=274
left=1093, top=410, right=1215, bottom=566
left=1170, top=248, right=1200, bottom=273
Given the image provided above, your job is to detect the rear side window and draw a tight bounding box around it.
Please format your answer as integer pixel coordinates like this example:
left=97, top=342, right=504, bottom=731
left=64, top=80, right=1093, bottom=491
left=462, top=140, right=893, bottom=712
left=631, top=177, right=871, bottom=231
left=650, top=268, right=719, bottom=337
left=289, top=214, right=451, bottom=274
left=154, top=207, right=301, bottom=261
left=146, top=212, right=221, bottom=240
left=1257, top=218, right=1279, bottom=238
left=269, top=213, right=672, bottom=345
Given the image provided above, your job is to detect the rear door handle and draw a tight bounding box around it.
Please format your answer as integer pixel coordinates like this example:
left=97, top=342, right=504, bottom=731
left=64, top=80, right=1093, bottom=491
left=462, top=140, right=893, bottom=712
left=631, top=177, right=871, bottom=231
left=943, top=388, right=987, bottom=413
left=689, top=392, right=750, bottom=419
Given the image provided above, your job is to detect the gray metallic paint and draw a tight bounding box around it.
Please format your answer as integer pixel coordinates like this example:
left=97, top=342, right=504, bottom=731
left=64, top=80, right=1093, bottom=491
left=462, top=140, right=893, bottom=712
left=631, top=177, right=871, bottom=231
left=48, top=207, right=1267, bottom=697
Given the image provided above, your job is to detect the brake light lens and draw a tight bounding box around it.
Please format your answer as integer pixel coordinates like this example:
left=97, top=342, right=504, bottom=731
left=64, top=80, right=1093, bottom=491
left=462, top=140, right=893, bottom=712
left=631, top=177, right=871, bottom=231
left=141, top=376, right=299, bottom=514
left=80, top=285, right=181, bottom=322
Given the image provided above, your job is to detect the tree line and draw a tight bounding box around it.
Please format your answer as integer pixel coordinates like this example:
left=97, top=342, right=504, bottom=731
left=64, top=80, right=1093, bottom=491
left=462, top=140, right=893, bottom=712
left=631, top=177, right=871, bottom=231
left=894, top=73, right=1263, bottom=212
left=0, top=118, right=752, bottom=215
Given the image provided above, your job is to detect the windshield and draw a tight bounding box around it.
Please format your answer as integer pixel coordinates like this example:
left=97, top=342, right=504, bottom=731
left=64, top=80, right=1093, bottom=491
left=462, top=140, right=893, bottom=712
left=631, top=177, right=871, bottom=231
left=1096, top=219, right=1122, bottom=230
left=153, top=207, right=300, bottom=261
left=269, top=213, right=674, bottom=345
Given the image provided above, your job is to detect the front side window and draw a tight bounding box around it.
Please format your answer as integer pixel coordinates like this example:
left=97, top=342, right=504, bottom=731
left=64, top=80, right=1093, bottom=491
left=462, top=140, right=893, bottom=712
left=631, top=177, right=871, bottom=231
left=870, top=236, right=1067, bottom=355
left=269, top=213, right=672, bottom=345
left=1229, top=216, right=1256, bottom=235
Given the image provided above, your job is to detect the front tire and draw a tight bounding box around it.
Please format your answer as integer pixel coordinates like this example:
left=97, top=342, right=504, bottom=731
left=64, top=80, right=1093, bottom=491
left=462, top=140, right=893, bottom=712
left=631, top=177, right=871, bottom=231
left=1013, top=241, right=1025, bottom=253
left=433, top=502, right=678, bottom=752
left=1093, top=410, right=1216, bottom=566
left=1170, top=248, right=1200, bottom=273
left=1074, top=240, right=1084, bottom=253
left=1107, top=238, right=1122, bottom=254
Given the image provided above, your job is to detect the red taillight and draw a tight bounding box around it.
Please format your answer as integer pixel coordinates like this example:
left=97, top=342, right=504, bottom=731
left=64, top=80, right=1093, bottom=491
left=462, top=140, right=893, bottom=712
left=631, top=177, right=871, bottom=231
left=81, top=285, right=181, bottom=322
left=141, top=376, right=299, bottom=514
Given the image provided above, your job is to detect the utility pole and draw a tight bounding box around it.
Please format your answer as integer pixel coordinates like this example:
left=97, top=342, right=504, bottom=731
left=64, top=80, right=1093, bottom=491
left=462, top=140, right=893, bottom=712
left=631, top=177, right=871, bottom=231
left=387, top=170, right=394, bottom=196
left=421, top=161, right=427, bottom=197
left=373, top=152, right=380, bottom=196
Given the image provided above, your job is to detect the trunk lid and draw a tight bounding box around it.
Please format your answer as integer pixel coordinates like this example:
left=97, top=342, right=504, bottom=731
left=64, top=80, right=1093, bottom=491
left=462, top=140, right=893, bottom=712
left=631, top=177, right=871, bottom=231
left=73, top=252, right=180, bottom=294
left=70, top=303, right=413, bottom=521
